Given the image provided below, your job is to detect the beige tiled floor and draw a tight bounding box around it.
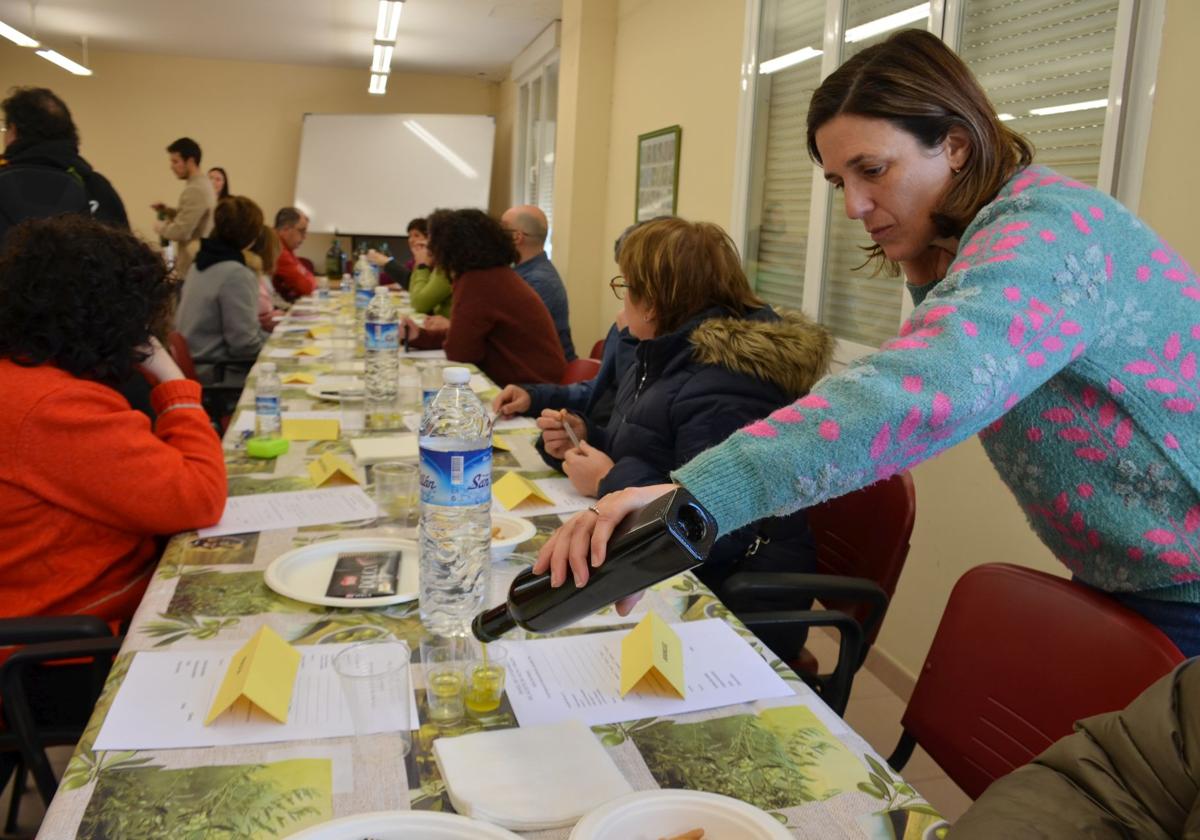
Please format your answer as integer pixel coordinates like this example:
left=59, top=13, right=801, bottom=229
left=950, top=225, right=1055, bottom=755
left=2, top=642, right=973, bottom=837
left=805, top=631, right=974, bottom=823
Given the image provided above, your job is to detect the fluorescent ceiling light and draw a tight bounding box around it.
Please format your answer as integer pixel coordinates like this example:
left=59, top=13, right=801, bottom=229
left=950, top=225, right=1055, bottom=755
left=371, top=44, right=394, bottom=73
left=375, top=1, right=403, bottom=42
left=844, top=3, right=930, bottom=43
left=1028, top=99, right=1108, bottom=116
left=37, top=49, right=92, bottom=76
left=997, top=113, right=1015, bottom=121
left=759, top=47, right=823, bottom=75
left=0, top=20, right=38, bottom=47
left=403, top=119, right=478, bottom=179
left=368, top=73, right=388, bottom=95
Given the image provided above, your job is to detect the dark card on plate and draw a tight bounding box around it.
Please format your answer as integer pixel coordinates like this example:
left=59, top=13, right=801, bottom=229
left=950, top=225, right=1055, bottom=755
left=325, top=551, right=401, bottom=598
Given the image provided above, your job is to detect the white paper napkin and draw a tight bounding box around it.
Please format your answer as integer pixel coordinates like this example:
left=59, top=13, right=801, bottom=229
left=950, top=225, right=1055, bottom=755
left=433, top=719, right=633, bottom=830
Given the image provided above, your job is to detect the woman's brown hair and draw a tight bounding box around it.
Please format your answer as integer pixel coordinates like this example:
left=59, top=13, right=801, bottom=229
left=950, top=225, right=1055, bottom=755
left=618, top=217, right=762, bottom=335
left=249, top=225, right=281, bottom=275
left=212, top=195, right=264, bottom=251
left=807, top=29, right=1033, bottom=258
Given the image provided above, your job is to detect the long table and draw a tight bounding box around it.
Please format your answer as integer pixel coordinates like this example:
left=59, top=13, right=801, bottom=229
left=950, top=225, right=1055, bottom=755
left=37, top=293, right=946, bottom=839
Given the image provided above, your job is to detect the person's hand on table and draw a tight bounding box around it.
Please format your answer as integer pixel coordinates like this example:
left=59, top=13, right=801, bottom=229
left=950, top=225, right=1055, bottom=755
left=562, top=441, right=614, bottom=496
left=423, top=314, right=450, bottom=332
left=534, top=484, right=677, bottom=611
left=366, top=248, right=390, bottom=267
left=401, top=316, right=422, bottom=342
left=537, top=409, right=586, bottom=459
left=493, top=384, right=531, bottom=417
left=138, top=335, right=186, bottom=383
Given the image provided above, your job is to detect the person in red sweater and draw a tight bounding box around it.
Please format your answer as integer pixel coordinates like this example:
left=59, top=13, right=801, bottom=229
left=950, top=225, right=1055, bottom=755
left=0, top=216, right=227, bottom=626
left=403, top=208, right=567, bottom=386
left=271, top=206, right=317, bottom=302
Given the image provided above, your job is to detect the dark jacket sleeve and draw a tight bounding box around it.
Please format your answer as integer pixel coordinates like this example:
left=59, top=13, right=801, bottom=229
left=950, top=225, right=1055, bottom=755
left=384, top=258, right=412, bottom=289
left=86, top=171, right=130, bottom=230
left=950, top=659, right=1200, bottom=840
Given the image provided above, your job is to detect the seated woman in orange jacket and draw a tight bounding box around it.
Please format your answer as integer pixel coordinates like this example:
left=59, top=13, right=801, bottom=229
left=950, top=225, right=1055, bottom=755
left=403, top=208, right=566, bottom=387
left=0, top=216, right=227, bottom=626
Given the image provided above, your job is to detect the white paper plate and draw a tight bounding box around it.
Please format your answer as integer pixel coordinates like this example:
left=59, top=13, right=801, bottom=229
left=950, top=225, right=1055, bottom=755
left=306, top=376, right=365, bottom=403
left=286, top=810, right=524, bottom=839
left=569, top=790, right=793, bottom=840
left=264, top=537, right=419, bottom=608
left=490, top=513, right=536, bottom=561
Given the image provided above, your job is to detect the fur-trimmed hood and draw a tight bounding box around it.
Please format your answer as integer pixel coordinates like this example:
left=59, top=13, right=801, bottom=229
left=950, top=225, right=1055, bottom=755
left=688, top=309, right=833, bottom=399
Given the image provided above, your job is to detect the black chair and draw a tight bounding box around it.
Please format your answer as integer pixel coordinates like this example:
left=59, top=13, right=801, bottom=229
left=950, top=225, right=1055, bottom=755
left=720, top=471, right=916, bottom=715
left=1, top=617, right=123, bottom=832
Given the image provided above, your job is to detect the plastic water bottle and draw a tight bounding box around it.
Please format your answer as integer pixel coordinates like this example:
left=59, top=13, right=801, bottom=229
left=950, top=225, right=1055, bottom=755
left=317, top=272, right=330, bottom=301
left=364, top=286, right=400, bottom=430
left=255, top=362, right=282, bottom=438
left=353, top=253, right=376, bottom=316
left=419, top=367, right=493, bottom=636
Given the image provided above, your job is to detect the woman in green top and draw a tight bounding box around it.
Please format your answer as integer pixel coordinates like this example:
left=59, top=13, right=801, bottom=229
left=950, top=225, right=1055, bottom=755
left=407, top=232, right=452, bottom=317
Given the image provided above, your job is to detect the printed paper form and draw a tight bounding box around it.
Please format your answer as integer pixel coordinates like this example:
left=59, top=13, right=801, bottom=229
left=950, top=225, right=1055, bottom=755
left=93, top=644, right=418, bottom=751
left=490, top=476, right=594, bottom=517
left=502, top=619, right=795, bottom=728
left=198, top=486, right=379, bottom=538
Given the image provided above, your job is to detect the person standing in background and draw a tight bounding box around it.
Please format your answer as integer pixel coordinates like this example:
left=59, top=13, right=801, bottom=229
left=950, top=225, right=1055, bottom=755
left=207, top=166, right=229, bottom=200
left=271, top=206, right=317, bottom=302
left=501, top=204, right=577, bottom=361
left=153, top=136, right=215, bottom=278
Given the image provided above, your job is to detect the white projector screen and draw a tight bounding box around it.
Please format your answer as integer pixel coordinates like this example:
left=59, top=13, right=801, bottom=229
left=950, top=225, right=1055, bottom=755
left=293, top=113, right=496, bottom=236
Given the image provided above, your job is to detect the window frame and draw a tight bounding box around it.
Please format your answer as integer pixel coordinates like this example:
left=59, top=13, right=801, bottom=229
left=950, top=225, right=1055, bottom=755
left=733, top=0, right=1165, bottom=366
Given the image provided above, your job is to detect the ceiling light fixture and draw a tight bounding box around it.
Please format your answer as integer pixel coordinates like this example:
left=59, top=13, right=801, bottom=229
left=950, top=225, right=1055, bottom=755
left=371, top=43, right=394, bottom=74
left=369, top=73, right=388, bottom=96
left=375, top=1, right=403, bottom=42
left=0, top=19, right=38, bottom=47
left=36, top=48, right=92, bottom=76
left=844, top=3, right=930, bottom=43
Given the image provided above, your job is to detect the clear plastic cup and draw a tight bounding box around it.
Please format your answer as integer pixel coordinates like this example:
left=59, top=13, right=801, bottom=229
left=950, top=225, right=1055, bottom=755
left=419, top=634, right=469, bottom=725
left=332, top=640, right=412, bottom=755
left=465, top=642, right=508, bottom=715
left=372, top=461, right=419, bottom=529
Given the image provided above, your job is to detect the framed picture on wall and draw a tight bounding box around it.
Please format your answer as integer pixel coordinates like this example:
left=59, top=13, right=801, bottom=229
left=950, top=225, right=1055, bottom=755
left=635, top=125, right=681, bottom=222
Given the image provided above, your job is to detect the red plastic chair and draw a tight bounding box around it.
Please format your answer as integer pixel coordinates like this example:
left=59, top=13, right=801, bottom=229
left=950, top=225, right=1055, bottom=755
left=589, top=338, right=605, bottom=360
left=888, top=563, right=1185, bottom=799
left=560, top=357, right=601, bottom=385
left=723, top=471, right=916, bottom=713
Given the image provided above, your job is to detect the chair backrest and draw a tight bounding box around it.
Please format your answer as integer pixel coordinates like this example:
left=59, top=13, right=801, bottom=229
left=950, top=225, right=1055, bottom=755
left=589, top=338, right=605, bottom=360
left=561, top=357, right=601, bottom=385
left=167, top=331, right=200, bottom=382
left=808, top=470, right=915, bottom=642
left=902, top=562, right=1185, bottom=800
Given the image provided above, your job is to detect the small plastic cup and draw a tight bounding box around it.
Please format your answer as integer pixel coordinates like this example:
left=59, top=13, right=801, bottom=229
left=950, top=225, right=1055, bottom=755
left=418, top=361, right=445, bottom=406
left=332, top=640, right=411, bottom=756
left=372, top=461, right=419, bottom=529
left=420, top=635, right=469, bottom=725
left=465, top=642, right=508, bottom=715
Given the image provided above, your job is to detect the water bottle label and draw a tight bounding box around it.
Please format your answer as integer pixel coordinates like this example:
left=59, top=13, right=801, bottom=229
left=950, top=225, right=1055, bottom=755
left=356, top=288, right=373, bottom=309
left=365, top=322, right=400, bottom=351
left=420, top=447, right=492, bottom=506
left=255, top=395, right=280, bottom=415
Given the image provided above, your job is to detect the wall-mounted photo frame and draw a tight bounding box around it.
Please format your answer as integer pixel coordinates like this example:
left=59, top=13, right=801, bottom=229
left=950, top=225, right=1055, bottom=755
left=635, top=125, right=681, bottom=222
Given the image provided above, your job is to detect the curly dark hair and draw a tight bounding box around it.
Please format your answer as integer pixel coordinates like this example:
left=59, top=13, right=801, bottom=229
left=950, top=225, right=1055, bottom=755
left=2, top=87, right=79, bottom=148
left=426, top=209, right=518, bottom=279
left=0, top=216, right=175, bottom=384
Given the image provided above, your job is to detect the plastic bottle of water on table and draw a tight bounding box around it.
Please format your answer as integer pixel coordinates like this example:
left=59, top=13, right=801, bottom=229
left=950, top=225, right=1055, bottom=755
left=353, top=253, right=377, bottom=320
left=364, top=285, right=400, bottom=430
left=255, top=362, right=282, bottom=438
left=419, top=366, right=493, bottom=636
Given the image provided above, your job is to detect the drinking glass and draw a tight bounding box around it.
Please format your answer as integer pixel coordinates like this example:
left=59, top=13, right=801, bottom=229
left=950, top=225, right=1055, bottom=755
left=419, top=634, right=468, bottom=725
left=465, top=642, right=508, bottom=715
left=333, top=640, right=411, bottom=755
left=372, top=461, right=419, bottom=529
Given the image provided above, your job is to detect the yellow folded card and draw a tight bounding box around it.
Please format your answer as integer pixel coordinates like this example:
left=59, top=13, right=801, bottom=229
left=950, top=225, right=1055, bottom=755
left=205, top=626, right=300, bottom=725
left=620, top=611, right=685, bottom=699
left=294, top=346, right=325, bottom=357
left=307, top=325, right=333, bottom=339
left=282, top=417, right=340, bottom=441
left=492, top=471, right=552, bottom=510
left=491, top=436, right=512, bottom=452
left=307, top=452, right=360, bottom=486
left=282, top=372, right=316, bottom=385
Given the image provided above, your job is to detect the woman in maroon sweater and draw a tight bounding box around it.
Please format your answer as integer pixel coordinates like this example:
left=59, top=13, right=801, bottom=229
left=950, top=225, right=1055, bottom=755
left=403, top=208, right=566, bottom=386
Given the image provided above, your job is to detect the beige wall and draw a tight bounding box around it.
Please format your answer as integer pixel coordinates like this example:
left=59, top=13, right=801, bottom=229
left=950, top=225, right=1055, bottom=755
left=0, top=45, right=497, bottom=265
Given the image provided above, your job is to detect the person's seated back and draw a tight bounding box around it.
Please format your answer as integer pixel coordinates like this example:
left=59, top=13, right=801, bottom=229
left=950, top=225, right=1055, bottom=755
left=404, top=208, right=566, bottom=387
left=0, top=216, right=227, bottom=625
left=271, top=206, right=316, bottom=302
left=177, top=196, right=269, bottom=388
left=537, top=217, right=834, bottom=589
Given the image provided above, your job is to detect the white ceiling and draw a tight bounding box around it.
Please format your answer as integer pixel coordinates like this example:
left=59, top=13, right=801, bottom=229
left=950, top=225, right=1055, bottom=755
left=0, top=0, right=562, bottom=81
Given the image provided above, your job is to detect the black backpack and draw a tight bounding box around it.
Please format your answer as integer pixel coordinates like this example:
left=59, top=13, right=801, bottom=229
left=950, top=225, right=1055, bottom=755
left=0, top=163, right=91, bottom=245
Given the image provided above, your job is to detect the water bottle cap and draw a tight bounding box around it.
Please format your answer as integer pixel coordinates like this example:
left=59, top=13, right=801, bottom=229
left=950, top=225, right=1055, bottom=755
left=259, top=362, right=276, bottom=373
left=443, top=366, right=471, bottom=385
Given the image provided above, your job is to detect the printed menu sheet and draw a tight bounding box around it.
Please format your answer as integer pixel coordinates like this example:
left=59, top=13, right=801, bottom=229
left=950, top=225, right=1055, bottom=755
left=502, top=618, right=795, bottom=727
left=198, top=486, right=378, bottom=537
left=93, top=643, right=417, bottom=751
